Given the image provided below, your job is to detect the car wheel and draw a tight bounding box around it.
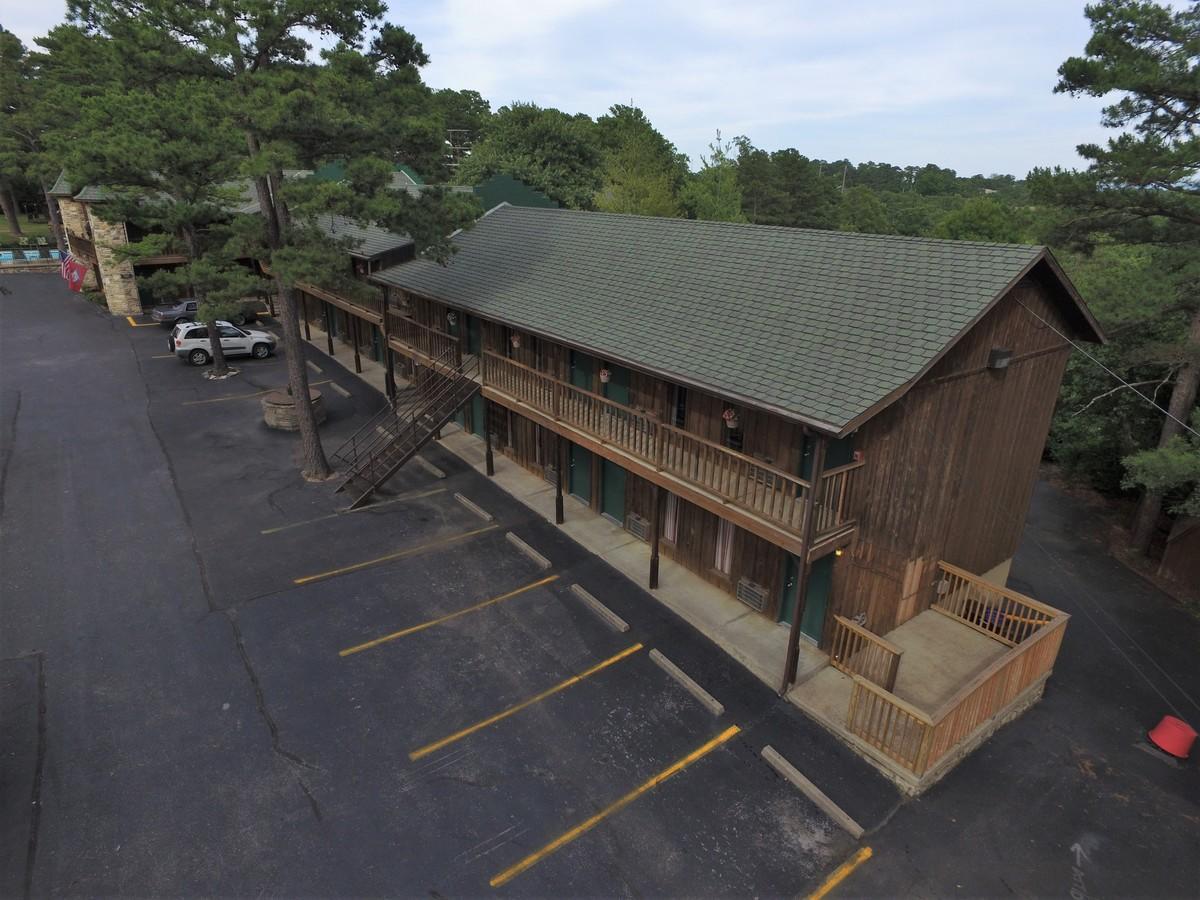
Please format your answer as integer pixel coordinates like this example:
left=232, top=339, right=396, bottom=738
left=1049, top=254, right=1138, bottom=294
left=175, top=316, right=191, bottom=326
left=188, top=348, right=211, bottom=367
left=231, top=313, right=246, bottom=326
left=251, top=343, right=271, bottom=360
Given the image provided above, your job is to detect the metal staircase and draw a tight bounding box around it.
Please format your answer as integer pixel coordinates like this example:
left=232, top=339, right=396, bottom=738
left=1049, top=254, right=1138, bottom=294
left=333, top=348, right=480, bottom=509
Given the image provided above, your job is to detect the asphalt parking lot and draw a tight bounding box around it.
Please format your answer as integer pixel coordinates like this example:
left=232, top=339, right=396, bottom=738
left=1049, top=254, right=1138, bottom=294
left=1, top=276, right=896, bottom=897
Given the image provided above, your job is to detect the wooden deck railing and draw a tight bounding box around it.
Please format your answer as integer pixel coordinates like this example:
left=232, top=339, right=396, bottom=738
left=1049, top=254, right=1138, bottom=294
left=386, top=311, right=461, bottom=366
left=298, top=282, right=383, bottom=321
left=830, top=615, right=903, bottom=691
left=481, top=350, right=860, bottom=539
left=844, top=562, right=1069, bottom=779
left=933, top=561, right=1057, bottom=646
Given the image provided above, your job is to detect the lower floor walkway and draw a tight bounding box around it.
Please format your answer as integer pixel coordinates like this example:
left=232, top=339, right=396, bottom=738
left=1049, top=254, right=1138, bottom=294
left=290, top=317, right=827, bottom=691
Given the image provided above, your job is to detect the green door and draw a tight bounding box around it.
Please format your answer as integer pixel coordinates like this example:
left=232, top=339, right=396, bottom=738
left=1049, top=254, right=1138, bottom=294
left=471, top=393, right=486, bottom=438
left=570, top=351, right=595, bottom=390
left=779, top=554, right=833, bottom=643
left=569, top=443, right=592, bottom=500
left=466, top=315, right=482, bottom=355
left=604, top=364, right=630, bottom=405
left=601, top=459, right=626, bottom=523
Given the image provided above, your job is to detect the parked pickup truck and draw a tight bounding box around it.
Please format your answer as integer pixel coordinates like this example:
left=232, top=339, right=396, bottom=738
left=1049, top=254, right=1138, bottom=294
left=150, top=297, right=265, bottom=327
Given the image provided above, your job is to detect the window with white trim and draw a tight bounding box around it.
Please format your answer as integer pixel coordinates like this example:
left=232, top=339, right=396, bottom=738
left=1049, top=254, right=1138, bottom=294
left=714, top=519, right=735, bottom=575
left=663, top=493, right=679, bottom=543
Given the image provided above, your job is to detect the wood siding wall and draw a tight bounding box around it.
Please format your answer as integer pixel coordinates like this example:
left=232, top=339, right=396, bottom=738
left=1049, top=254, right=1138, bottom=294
left=828, top=269, right=1075, bottom=641
left=388, top=268, right=1083, bottom=646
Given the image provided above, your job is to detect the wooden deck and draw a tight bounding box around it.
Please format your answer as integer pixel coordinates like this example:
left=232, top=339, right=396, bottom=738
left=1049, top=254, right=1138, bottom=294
left=790, top=562, right=1069, bottom=794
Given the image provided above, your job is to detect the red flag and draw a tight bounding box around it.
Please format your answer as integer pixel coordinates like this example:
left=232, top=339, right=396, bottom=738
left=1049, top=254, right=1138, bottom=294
left=65, top=257, right=87, bottom=292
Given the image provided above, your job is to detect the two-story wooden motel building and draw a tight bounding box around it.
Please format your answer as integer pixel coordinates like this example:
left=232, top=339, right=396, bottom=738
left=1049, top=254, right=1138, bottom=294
left=339, top=205, right=1103, bottom=788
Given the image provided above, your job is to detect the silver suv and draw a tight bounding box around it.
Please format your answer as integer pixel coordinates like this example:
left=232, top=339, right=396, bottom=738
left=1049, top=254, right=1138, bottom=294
left=170, top=321, right=277, bottom=366
left=151, top=298, right=262, bottom=326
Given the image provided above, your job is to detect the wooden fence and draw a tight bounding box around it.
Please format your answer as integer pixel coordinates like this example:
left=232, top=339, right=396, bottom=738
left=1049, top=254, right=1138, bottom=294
left=845, top=562, right=1069, bottom=779
left=830, top=615, right=903, bottom=691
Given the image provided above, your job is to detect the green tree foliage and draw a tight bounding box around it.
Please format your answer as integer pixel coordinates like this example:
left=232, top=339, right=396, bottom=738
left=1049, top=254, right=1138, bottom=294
left=594, top=105, right=684, bottom=217
left=934, top=196, right=1030, bottom=243
left=680, top=134, right=745, bottom=222
left=1123, top=411, right=1200, bottom=517
left=1031, top=0, right=1200, bottom=552
left=455, top=102, right=603, bottom=209
left=69, top=0, right=473, bottom=478
left=838, top=185, right=894, bottom=234
left=733, top=139, right=839, bottom=228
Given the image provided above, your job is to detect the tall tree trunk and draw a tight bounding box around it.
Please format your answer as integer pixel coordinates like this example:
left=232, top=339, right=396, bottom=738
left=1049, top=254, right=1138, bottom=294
left=244, top=139, right=331, bottom=480
left=0, top=182, right=22, bottom=236
left=276, top=283, right=330, bottom=480
left=1130, top=305, right=1200, bottom=553
left=205, top=317, right=230, bottom=376
left=42, top=184, right=66, bottom=253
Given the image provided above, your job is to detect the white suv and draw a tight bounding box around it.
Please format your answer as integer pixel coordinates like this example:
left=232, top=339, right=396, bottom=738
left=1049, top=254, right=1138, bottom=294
left=170, top=321, right=277, bottom=366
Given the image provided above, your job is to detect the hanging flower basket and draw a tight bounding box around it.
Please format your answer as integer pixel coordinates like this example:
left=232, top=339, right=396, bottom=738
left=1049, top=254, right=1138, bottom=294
left=599, top=368, right=611, bottom=384
left=722, top=408, right=740, bottom=429
left=510, top=333, right=521, bottom=349
left=446, top=311, right=458, bottom=326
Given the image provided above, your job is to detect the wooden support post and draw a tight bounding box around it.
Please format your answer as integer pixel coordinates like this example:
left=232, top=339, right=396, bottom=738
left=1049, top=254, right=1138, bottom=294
left=352, top=316, right=362, bottom=374
left=781, top=436, right=828, bottom=694
left=302, top=293, right=311, bottom=341
left=484, top=399, right=495, bottom=477
left=555, top=434, right=565, bottom=525
left=384, top=342, right=396, bottom=402
left=325, top=304, right=334, bottom=356
left=649, top=484, right=663, bottom=590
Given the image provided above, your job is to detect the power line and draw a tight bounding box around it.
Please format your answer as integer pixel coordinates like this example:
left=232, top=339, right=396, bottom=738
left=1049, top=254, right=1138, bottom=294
left=1016, top=298, right=1199, bottom=440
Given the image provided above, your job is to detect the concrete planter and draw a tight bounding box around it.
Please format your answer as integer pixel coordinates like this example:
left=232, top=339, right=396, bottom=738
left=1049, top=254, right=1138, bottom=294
left=261, top=387, right=326, bottom=431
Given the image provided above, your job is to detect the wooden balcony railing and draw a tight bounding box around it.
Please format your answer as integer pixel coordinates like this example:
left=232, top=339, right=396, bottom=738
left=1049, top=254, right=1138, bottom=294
left=933, top=561, right=1057, bottom=645
left=386, top=311, right=461, bottom=367
left=482, top=350, right=860, bottom=540
left=830, top=615, right=903, bottom=691
left=845, top=562, right=1069, bottom=779
left=298, top=282, right=383, bottom=322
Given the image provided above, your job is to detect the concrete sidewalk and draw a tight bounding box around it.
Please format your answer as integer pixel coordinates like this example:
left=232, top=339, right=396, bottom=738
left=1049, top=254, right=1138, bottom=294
left=436, top=423, right=827, bottom=691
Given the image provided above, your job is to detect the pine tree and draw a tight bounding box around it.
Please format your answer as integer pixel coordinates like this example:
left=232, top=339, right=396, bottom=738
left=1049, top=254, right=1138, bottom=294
left=1030, top=0, right=1200, bottom=553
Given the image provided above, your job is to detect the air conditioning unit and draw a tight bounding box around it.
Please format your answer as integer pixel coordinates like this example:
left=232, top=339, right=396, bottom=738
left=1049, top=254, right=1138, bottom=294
left=736, top=577, right=769, bottom=612
left=625, top=512, right=651, bottom=542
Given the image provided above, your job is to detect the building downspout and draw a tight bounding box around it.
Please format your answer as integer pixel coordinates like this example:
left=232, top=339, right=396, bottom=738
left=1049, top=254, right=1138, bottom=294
left=780, top=435, right=828, bottom=693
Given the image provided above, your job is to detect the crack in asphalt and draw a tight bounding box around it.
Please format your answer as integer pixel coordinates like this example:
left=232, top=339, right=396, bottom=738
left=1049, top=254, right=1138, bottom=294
left=22, top=651, right=47, bottom=900
left=0, top=389, right=21, bottom=527
left=126, top=328, right=323, bottom=823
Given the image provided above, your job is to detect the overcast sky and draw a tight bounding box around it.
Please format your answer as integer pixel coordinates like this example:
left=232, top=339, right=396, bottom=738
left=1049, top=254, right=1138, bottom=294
left=5, top=0, right=1121, bottom=176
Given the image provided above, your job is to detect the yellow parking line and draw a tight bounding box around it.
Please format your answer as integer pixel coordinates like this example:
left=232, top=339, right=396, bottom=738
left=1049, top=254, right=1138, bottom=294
left=260, top=487, right=448, bottom=535
left=808, top=847, right=873, bottom=900
left=295, top=524, right=500, bottom=587
left=182, top=380, right=331, bottom=406
left=490, top=725, right=742, bottom=888
left=339, top=573, right=558, bottom=656
left=410, top=643, right=643, bottom=761
left=126, top=316, right=158, bottom=327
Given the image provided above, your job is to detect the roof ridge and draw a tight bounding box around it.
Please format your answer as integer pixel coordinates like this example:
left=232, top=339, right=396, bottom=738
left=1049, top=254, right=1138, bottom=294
left=492, top=204, right=1045, bottom=253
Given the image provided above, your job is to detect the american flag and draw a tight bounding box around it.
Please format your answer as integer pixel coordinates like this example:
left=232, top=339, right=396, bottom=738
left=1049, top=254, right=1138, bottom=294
left=59, top=251, right=72, bottom=280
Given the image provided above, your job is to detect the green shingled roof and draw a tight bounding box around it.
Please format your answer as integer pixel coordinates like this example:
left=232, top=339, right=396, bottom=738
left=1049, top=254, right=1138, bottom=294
left=373, top=205, right=1087, bottom=434
left=316, top=214, right=411, bottom=258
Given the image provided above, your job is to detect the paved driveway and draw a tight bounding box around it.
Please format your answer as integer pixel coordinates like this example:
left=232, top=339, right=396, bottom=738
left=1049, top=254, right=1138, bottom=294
left=0, top=276, right=894, bottom=898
